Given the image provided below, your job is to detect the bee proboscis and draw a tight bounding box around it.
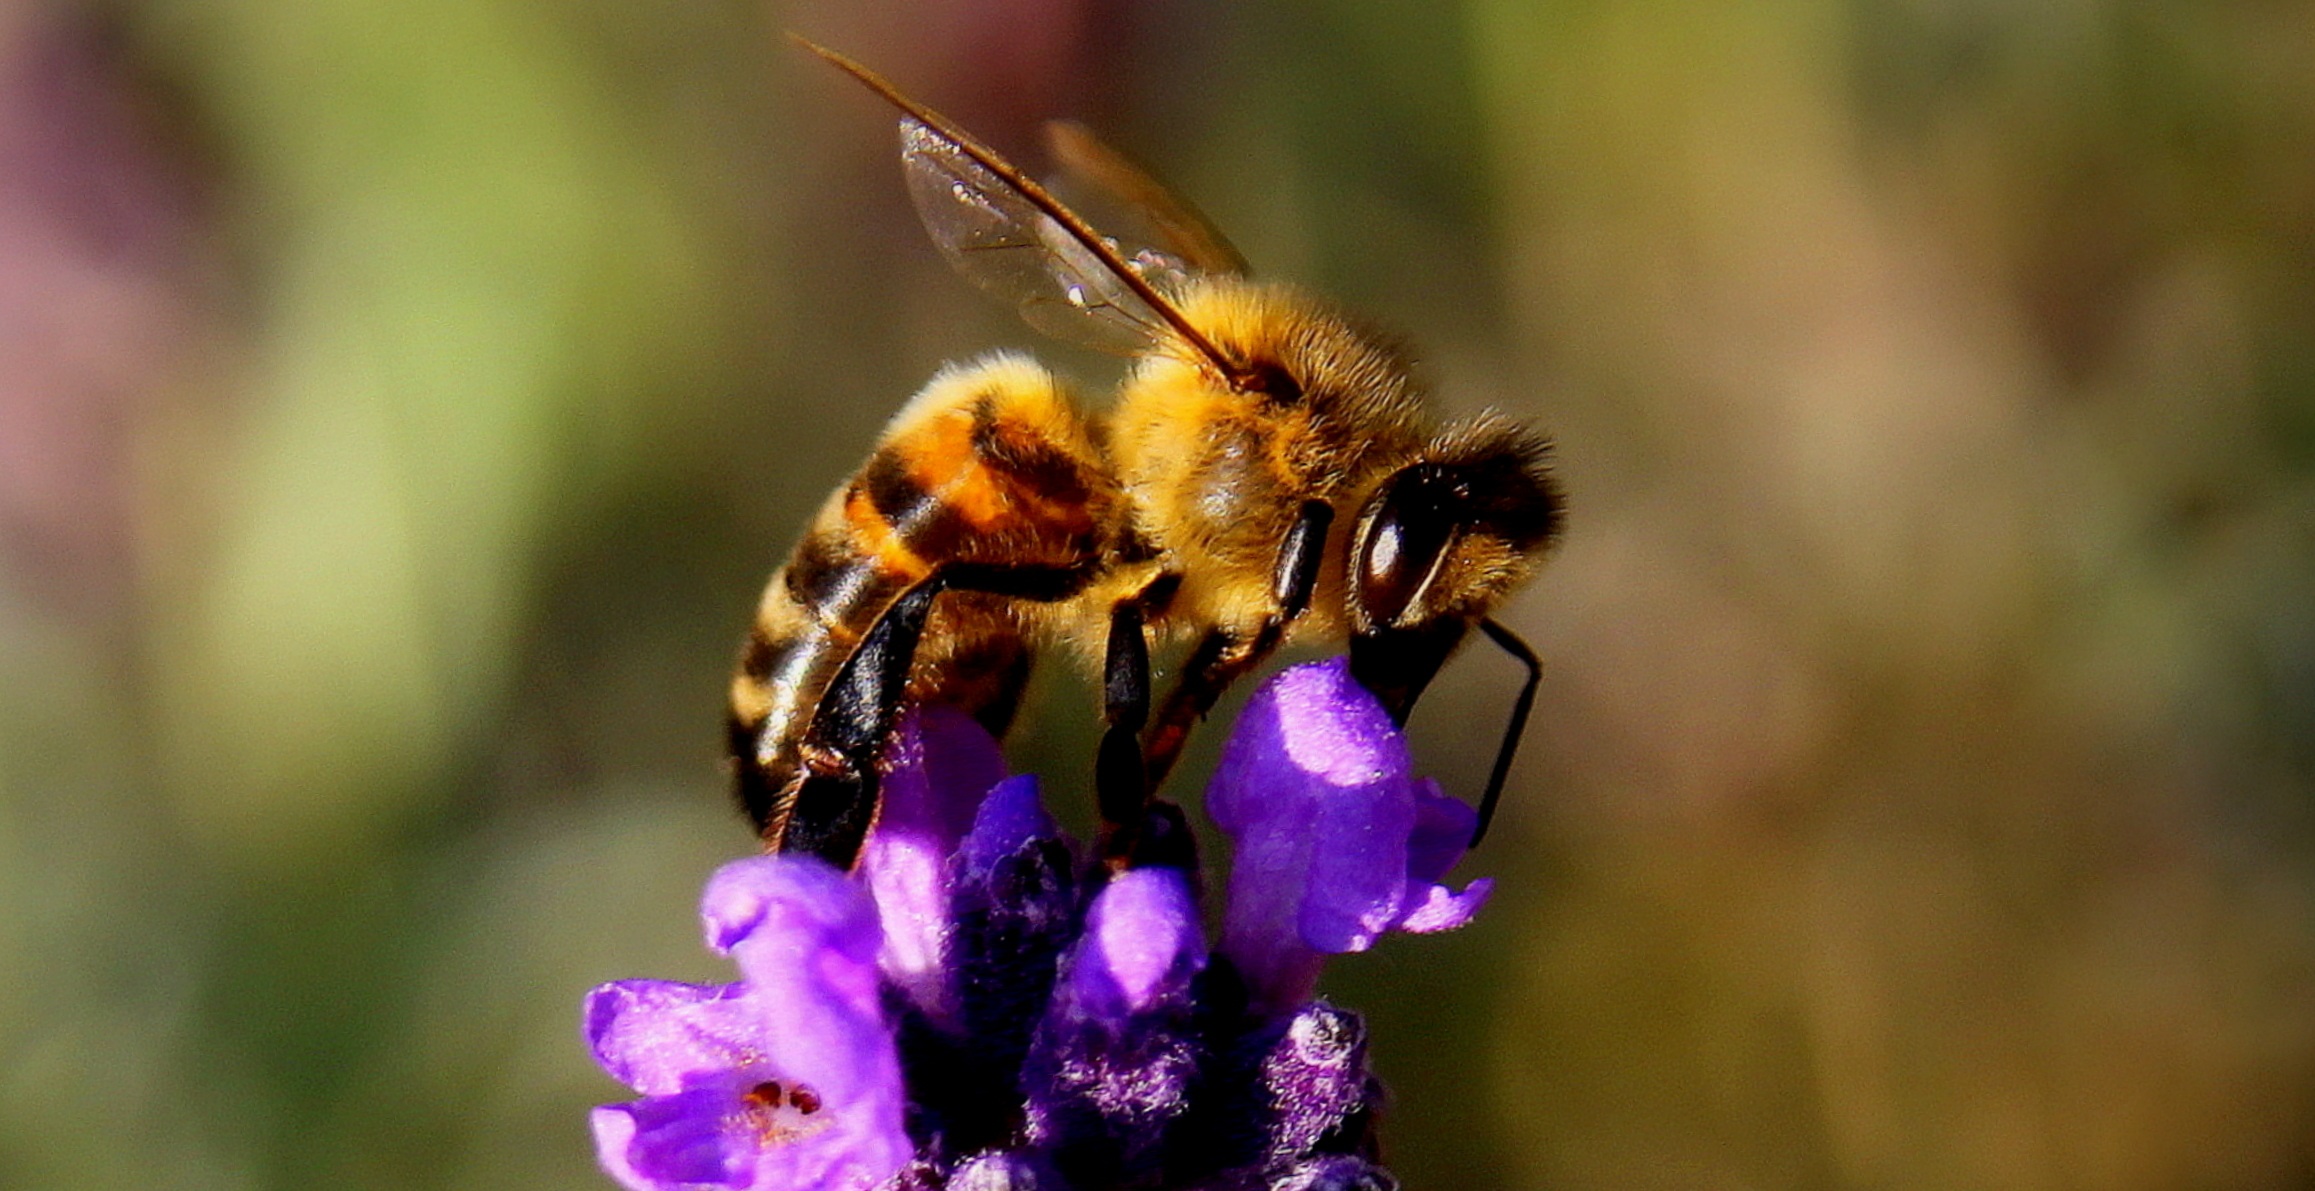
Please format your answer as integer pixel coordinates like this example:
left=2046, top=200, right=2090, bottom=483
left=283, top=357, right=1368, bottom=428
left=729, top=38, right=1565, bottom=869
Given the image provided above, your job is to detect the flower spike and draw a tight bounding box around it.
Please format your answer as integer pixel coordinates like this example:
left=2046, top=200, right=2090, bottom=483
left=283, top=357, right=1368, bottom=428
left=586, top=660, right=1491, bottom=1190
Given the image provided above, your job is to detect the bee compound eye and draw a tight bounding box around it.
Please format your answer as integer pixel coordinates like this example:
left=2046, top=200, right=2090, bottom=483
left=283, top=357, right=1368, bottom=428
left=1354, top=467, right=1461, bottom=630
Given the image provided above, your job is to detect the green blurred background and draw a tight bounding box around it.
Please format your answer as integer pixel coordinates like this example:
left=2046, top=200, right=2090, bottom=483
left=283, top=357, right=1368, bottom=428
left=3, top=0, right=2311, bottom=1187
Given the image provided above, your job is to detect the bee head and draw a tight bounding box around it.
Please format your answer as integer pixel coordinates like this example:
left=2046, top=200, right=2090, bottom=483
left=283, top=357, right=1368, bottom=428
left=1346, top=416, right=1563, bottom=718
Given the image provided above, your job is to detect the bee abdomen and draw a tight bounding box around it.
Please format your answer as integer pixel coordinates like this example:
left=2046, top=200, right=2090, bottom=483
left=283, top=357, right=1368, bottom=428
left=729, top=355, right=1114, bottom=845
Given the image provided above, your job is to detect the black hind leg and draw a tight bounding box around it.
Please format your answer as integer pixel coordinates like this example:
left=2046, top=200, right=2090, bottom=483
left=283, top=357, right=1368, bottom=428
left=775, top=562, right=1094, bottom=867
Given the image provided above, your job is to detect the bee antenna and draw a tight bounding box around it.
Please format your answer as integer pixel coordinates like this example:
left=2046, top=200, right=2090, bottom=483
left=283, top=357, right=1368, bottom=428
left=1471, top=617, right=1541, bottom=849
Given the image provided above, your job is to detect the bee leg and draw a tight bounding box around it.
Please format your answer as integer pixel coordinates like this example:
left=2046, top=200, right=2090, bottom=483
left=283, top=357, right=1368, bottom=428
left=1272, top=500, right=1333, bottom=622
left=1468, top=617, right=1541, bottom=850
left=1139, top=501, right=1333, bottom=792
left=779, top=580, right=944, bottom=866
left=1096, top=599, right=1158, bottom=864
left=1140, top=627, right=1268, bottom=793
left=1345, top=615, right=1539, bottom=850
left=1098, top=572, right=1198, bottom=868
left=781, top=562, right=1097, bottom=868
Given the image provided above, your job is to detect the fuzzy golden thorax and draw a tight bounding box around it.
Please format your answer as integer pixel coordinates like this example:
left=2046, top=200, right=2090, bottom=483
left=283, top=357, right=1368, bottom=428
left=1105, top=279, right=1428, bottom=639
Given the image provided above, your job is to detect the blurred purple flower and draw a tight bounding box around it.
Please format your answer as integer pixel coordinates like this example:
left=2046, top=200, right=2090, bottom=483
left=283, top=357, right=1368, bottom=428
left=585, top=660, right=1486, bottom=1190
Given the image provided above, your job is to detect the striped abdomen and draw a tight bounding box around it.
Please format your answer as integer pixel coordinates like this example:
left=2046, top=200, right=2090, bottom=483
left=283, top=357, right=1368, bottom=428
left=730, top=355, right=1114, bottom=848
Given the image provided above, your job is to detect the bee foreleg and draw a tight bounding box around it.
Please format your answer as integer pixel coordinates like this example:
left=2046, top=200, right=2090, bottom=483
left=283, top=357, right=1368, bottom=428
left=1141, top=626, right=1270, bottom=795
left=1271, top=500, right=1333, bottom=621
left=1139, top=501, right=1333, bottom=792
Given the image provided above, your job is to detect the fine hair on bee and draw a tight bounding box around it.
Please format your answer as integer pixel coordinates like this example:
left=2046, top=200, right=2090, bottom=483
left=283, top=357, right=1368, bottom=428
left=725, top=37, right=1566, bottom=870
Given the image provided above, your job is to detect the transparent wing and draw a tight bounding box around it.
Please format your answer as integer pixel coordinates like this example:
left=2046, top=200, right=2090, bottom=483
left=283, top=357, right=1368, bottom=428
left=1043, top=120, right=1248, bottom=279
left=900, top=117, right=1179, bottom=357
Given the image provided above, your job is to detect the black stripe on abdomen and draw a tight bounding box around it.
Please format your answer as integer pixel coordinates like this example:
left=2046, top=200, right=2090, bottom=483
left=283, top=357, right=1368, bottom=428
left=730, top=709, right=783, bottom=834
left=783, top=526, right=901, bottom=629
left=738, top=622, right=779, bottom=685
left=862, top=449, right=937, bottom=528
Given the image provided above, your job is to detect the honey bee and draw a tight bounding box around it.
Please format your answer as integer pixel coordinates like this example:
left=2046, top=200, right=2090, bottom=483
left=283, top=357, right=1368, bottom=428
left=730, top=39, right=1564, bottom=868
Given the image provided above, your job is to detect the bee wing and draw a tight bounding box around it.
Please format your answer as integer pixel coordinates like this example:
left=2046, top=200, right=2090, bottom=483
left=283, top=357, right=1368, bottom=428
left=794, top=36, right=1240, bottom=375
left=900, top=118, right=1179, bottom=356
left=1042, top=120, right=1249, bottom=279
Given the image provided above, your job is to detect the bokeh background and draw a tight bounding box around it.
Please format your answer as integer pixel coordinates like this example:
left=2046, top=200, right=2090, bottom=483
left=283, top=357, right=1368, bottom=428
left=4, top=0, right=2311, bottom=1187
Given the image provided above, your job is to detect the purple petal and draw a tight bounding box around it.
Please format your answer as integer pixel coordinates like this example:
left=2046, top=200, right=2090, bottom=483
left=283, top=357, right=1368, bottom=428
left=860, top=837, right=948, bottom=1011
left=859, top=708, right=1011, bottom=1003
left=1393, top=877, right=1492, bottom=933
left=593, top=1077, right=914, bottom=1191
left=957, top=774, right=1059, bottom=879
left=871, top=705, right=1010, bottom=845
left=593, top=855, right=911, bottom=1191
left=1403, top=779, right=1475, bottom=887
left=1078, top=867, right=1205, bottom=1014
left=744, top=1096, right=915, bottom=1191
left=1297, top=790, right=1419, bottom=955
left=702, top=856, right=892, bottom=1104
left=1393, top=780, right=1490, bottom=934
left=1022, top=867, right=1207, bottom=1176
left=585, top=979, right=761, bottom=1097
left=702, top=855, right=907, bottom=1162
left=699, top=854, right=879, bottom=965
left=1208, top=659, right=1489, bottom=1008
left=592, top=1091, right=753, bottom=1190
left=1209, top=662, right=1404, bottom=1000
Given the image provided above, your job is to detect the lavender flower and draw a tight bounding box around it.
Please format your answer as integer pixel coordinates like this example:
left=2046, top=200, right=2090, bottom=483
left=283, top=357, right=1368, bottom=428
left=1208, top=660, right=1491, bottom=1011
left=585, top=659, right=1490, bottom=1191
left=586, top=858, right=910, bottom=1191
